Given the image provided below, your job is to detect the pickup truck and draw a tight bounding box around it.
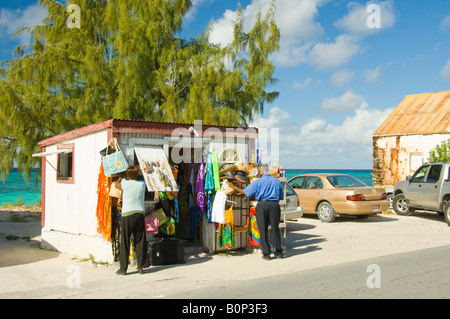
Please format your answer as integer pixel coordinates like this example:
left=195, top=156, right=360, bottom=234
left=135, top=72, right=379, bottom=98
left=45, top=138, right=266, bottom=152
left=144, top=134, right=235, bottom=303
left=393, top=162, right=450, bottom=226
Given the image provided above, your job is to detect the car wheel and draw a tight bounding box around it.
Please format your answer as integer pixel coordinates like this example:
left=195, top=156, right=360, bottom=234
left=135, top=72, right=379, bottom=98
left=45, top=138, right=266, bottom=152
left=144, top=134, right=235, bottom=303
left=444, top=202, right=450, bottom=227
left=317, top=202, right=336, bottom=223
left=393, top=194, right=414, bottom=216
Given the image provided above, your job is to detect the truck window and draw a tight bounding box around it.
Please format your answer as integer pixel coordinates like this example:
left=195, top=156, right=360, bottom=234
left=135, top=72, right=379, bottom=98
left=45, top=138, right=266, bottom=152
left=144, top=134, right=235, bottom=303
left=426, top=165, right=442, bottom=183
left=411, top=165, right=429, bottom=183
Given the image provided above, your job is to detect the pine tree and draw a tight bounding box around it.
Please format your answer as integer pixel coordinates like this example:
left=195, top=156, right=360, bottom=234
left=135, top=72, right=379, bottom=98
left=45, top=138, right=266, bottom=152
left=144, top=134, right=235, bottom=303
left=0, top=0, right=279, bottom=178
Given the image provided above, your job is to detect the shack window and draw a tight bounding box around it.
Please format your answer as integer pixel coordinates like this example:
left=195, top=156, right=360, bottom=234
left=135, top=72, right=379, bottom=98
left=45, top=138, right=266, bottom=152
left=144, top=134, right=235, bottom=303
left=57, top=144, right=74, bottom=183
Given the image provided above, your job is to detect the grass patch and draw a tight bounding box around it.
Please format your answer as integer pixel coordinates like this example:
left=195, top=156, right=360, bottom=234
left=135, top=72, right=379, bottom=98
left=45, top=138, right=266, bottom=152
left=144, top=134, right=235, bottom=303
left=6, top=212, right=41, bottom=223
left=6, top=235, right=20, bottom=241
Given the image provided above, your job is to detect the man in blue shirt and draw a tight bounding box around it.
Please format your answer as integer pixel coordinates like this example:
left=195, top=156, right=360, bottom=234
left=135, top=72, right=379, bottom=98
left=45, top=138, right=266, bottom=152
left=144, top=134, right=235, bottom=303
left=229, top=164, right=284, bottom=260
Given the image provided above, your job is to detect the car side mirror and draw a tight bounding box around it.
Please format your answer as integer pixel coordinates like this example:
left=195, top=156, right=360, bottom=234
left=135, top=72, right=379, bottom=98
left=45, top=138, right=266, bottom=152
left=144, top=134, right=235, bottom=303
left=406, top=175, right=412, bottom=181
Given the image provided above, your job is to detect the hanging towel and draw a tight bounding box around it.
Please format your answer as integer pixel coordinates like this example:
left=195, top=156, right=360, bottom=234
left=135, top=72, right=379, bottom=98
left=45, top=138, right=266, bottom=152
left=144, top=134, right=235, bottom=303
left=218, top=204, right=235, bottom=248
left=211, top=190, right=227, bottom=224
left=247, top=207, right=260, bottom=247
left=204, top=153, right=215, bottom=194
left=211, top=152, right=220, bottom=191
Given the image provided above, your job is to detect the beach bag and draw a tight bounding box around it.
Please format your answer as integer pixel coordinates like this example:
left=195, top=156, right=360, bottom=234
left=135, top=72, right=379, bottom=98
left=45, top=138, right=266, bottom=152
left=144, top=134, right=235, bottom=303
left=109, top=180, right=122, bottom=198
left=149, top=208, right=167, bottom=225
left=145, top=216, right=159, bottom=234
left=102, top=138, right=128, bottom=176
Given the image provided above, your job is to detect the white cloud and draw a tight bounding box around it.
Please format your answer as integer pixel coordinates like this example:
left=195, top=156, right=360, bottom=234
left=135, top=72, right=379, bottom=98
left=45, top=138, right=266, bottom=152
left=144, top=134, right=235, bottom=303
left=208, top=0, right=328, bottom=67
left=330, top=69, right=355, bottom=87
left=441, top=15, right=450, bottom=31
left=250, top=104, right=394, bottom=168
left=0, top=3, right=47, bottom=45
left=307, top=34, right=360, bottom=69
left=207, top=9, right=237, bottom=47
left=208, top=0, right=399, bottom=69
left=334, top=0, right=396, bottom=37
left=320, top=89, right=367, bottom=112
left=441, top=59, right=450, bottom=79
left=293, top=78, right=321, bottom=90
left=362, top=65, right=382, bottom=83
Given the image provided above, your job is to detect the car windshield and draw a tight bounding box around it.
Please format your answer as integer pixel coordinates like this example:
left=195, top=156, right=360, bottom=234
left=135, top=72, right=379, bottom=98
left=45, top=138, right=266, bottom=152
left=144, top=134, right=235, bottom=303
left=326, top=175, right=367, bottom=188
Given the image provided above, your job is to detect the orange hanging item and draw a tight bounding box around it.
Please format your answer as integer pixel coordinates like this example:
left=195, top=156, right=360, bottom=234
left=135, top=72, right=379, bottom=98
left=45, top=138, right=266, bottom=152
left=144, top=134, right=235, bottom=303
left=96, top=162, right=112, bottom=242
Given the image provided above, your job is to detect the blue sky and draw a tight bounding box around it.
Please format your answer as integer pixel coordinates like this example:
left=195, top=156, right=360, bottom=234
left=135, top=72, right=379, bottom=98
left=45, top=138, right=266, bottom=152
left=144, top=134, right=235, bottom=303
left=1, top=0, right=450, bottom=169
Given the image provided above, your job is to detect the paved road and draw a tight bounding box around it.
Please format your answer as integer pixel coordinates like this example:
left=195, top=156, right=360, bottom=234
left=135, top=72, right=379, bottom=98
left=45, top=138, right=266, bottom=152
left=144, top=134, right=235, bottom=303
left=165, top=245, right=450, bottom=299
left=1, top=211, right=449, bottom=300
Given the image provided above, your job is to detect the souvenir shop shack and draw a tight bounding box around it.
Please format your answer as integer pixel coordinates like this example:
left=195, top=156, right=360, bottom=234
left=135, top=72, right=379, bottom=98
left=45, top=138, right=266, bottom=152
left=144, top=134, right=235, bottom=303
left=33, top=119, right=259, bottom=263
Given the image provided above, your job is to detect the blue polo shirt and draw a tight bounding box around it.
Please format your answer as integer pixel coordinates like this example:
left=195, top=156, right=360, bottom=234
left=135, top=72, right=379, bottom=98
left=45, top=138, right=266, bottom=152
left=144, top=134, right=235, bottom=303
left=243, top=174, right=283, bottom=201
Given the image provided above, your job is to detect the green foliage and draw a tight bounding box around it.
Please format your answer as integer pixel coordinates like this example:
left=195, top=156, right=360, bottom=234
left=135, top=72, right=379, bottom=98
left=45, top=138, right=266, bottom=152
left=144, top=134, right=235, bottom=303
left=428, top=139, right=450, bottom=162
left=0, top=0, right=280, bottom=178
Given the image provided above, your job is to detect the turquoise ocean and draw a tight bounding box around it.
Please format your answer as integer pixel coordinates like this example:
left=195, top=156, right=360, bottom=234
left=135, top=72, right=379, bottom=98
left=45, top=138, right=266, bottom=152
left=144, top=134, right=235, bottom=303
left=0, top=168, right=374, bottom=206
left=0, top=170, right=42, bottom=206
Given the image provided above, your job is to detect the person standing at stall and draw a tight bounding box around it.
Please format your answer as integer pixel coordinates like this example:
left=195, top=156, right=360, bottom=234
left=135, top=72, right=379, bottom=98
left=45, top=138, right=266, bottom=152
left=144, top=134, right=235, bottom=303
left=229, top=164, right=284, bottom=260
left=116, top=166, right=148, bottom=275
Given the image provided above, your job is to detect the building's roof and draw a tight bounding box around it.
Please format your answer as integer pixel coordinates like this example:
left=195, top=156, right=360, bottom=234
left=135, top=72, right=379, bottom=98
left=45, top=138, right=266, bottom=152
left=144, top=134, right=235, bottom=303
left=38, top=119, right=258, bottom=147
left=374, top=90, right=450, bottom=136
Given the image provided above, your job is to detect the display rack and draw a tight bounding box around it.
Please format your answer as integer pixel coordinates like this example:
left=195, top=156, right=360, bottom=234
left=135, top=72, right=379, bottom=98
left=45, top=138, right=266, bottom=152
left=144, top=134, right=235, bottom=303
left=278, top=177, right=287, bottom=248
left=213, top=177, right=288, bottom=253
left=214, top=181, right=249, bottom=253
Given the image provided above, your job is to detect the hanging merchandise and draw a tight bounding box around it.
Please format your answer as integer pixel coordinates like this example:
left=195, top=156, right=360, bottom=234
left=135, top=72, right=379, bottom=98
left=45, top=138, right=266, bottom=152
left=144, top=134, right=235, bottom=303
left=102, top=138, right=128, bottom=176
left=109, top=180, right=122, bottom=198
left=176, top=164, right=190, bottom=217
left=173, top=195, right=179, bottom=222
left=218, top=204, right=235, bottom=248
left=246, top=207, right=260, bottom=247
left=159, top=217, right=176, bottom=237
left=111, top=201, right=122, bottom=262
left=210, top=152, right=220, bottom=190
left=211, top=190, right=227, bottom=224
left=145, top=216, right=159, bottom=234
left=204, top=153, right=216, bottom=223
left=96, top=162, right=112, bottom=241
left=196, top=158, right=205, bottom=215
left=207, top=193, right=213, bottom=223
left=204, top=153, right=215, bottom=194
left=149, top=208, right=167, bottom=225
left=189, top=206, right=199, bottom=238
left=135, top=146, right=178, bottom=192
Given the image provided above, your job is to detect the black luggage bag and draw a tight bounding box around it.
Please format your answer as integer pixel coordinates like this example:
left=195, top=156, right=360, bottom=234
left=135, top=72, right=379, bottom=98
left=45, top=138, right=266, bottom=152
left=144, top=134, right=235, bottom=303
left=147, top=238, right=185, bottom=266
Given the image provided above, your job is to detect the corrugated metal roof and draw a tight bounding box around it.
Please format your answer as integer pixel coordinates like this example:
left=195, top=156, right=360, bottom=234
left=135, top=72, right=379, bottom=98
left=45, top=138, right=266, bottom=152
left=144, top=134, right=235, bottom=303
left=374, top=90, right=450, bottom=136
left=38, top=118, right=258, bottom=147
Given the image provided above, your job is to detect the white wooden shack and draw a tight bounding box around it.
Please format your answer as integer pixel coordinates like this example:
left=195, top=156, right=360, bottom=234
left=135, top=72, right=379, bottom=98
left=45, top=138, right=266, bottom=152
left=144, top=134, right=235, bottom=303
left=34, top=119, right=257, bottom=263
left=373, top=90, right=450, bottom=189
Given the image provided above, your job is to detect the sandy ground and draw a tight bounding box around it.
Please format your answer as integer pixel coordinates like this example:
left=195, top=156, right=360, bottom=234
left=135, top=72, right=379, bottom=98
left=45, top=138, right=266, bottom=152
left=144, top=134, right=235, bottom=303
left=0, top=208, right=449, bottom=298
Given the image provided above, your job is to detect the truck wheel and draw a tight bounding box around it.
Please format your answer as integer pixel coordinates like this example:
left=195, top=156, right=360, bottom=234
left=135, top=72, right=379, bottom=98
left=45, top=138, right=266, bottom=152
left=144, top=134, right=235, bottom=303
left=317, top=202, right=336, bottom=223
left=393, top=194, right=414, bottom=216
left=444, top=202, right=450, bottom=227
